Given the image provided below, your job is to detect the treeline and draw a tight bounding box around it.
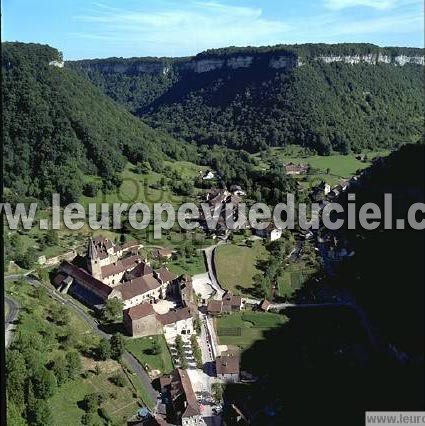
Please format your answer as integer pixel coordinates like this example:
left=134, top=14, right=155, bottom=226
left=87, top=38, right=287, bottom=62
left=2, top=42, right=196, bottom=204
left=195, top=42, right=424, bottom=59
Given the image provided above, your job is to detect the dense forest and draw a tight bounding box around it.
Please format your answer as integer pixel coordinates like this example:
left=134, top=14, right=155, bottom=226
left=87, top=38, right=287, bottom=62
left=70, top=43, right=424, bottom=154
left=2, top=43, right=197, bottom=204
left=3, top=42, right=301, bottom=205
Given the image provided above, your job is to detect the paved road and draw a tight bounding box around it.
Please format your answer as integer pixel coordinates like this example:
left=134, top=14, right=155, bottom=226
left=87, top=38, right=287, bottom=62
left=5, top=295, right=20, bottom=348
left=203, top=244, right=226, bottom=299
left=4, top=274, right=159, bottom=405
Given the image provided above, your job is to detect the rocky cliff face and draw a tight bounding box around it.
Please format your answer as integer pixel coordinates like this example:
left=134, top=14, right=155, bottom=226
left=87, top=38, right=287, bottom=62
left=316, top=53, right=424, bottom=66
left=69, top=50, right=424, bottom=75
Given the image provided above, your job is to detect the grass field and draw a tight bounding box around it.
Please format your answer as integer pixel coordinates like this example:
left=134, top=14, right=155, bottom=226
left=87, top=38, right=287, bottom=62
left=216, top=311, right=288, bottom=350
left=49, top=360, right=142, bottom=425
left=214, top=241, right=268, bottom=295
left=126, top=335, right=174, bottom=375
left=168, top=254, right=207, bottom=276
left=253, top=145, right=390, bottom=187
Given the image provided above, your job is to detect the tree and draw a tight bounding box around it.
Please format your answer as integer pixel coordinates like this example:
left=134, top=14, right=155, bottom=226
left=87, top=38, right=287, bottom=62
left=94, top=364, right=101, bottom=376
left=33, top=282, right=48, bottom=299
left=97, top=338, right=111, bottom=361
left=50, top=304, right=70, bottom=326
left=193, top=317, right=202, bottom=335
left=102, top=298, right=124, bottom=322
left=17, top=247, right=38, bottom=270
left=212, top=383, right=224, bottom=403
left=32, top=367, right=57, bottom=399
left=110, top=373, right=127, bottom=387
left=65, top=351, right=82, bottom=379
left=190, top=335, right=203, bottom=368
left=81, top=412, right=95, bottom=426
left=61, top=326, right=77, bottom=350
left=150, top=339, right=162, bottom=355
left=83, top=393, right=99, bottom=413
left=52, top=355, right=68, bottom=386
left=110, top=333, right=125, bottom=360
left=28, top=400, right=53, bottom=426
left=44, top=229, right=59, bottom=246
left=6, top=350, right=27, bottom=407
left=83, top=183, right=99, bottom=197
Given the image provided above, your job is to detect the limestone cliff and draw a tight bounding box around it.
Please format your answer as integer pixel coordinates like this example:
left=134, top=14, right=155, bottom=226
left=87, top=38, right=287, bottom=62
left=68, top=44, right=424, bottom=76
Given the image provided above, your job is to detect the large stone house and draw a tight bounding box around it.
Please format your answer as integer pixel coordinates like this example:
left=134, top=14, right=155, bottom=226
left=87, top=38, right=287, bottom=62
left=114, top=275, right=166, bottom=309
left=123, top=303, right=162, bottom=337
left=216, top=351, right=240, bottom=383
left=159, top=307, right=194, bottom=340
left=54, top=261, right=121, bottom=307
left=207, top=292, right=243, bottom=316
left=123, top=304, right=194, bottom=339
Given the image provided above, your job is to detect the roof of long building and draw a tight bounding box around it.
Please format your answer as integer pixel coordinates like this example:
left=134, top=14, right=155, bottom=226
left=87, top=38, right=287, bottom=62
left=58, top=261, right=113, bottom=300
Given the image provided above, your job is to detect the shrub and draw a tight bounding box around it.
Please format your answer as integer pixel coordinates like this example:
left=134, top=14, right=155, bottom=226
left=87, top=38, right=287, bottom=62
left=110, top=373, right=127, bottom=387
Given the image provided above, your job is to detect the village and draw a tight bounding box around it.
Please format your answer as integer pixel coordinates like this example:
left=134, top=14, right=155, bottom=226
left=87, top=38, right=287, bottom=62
left=48, top=158, right=371, bottom=425
left=53, top=233, right=248, bottom=425
left=4, top=150, right=389, bottom=426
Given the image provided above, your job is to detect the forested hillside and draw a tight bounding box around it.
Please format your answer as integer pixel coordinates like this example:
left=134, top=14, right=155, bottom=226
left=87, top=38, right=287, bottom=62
left=69, top=43, right=424, bottom=154
left=2, top=43, right=195, bottom=204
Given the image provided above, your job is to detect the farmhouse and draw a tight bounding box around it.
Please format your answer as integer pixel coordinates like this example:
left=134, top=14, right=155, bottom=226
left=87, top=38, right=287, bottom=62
left=152, top=248, right=173, bottom=260
left=230, top=185, right=246, bottom=196
left=255, top=223, right=282, bottom=241
left=259, top=299, right=271, bottom=312
left=114, top=274, right=165, bottom=309
left=202, top=170, right=216, bottom=180
left=207, top=293, right=243, bottom=316
left=315, top=181, right=331, bottom=196
left=158, top=307, right=194, bottom=339
left=283, top=162, right=309, bottom=175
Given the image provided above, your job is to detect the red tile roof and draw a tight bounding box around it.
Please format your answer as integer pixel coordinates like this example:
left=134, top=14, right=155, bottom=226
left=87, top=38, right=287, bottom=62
left=124, top=303, right=156, bottom=320
left=127, top=261, right=153, bottom=278
left=115, top=275, right=161, bottom=300
left=101, top=255, right=141, bottom=278
left=207, top=300, right=223, bottom=314
left=155, top=267, right=177, bottom=283
left=176, top=369, right=201, bottom=418
left=157, top=307, right=192, bottom=326
left=216, top=354, right=240, bottom=376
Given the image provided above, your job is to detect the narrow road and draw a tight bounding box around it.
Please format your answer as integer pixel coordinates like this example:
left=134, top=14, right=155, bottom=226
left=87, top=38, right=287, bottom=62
left=4, top=274, right=159, bottom=405
left=5, top=295, right=20, bottom=348
left=203, top=244, right=226, bottom=299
